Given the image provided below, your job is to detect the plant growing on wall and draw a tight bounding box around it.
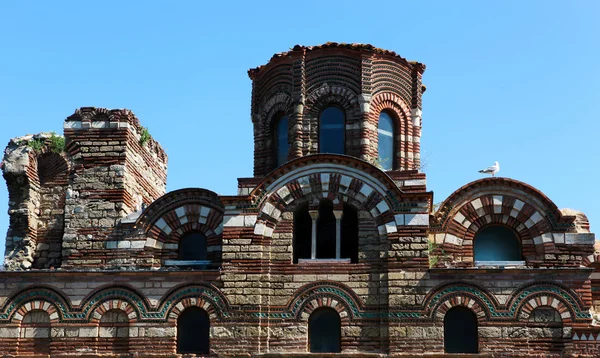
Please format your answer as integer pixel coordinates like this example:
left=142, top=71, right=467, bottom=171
left=139, top=126, right=151, bottom=146
left=27, top=138, right=44, bottom=151
left=427, top=239, right=449, bottom=268
left=49, top=132, right=65, bottom=153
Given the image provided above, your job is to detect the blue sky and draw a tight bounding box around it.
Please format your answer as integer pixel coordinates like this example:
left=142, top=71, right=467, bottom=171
left=0, top=0, right=598, bottom=256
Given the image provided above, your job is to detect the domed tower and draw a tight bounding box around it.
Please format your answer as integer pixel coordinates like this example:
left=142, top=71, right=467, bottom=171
left=248, top=43, right=426, bottom=177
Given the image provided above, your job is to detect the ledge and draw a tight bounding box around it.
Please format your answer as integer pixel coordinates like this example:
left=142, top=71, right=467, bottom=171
left=298, top=258, right=352, bottom=264
left=429, top=266, right=594, bottom=274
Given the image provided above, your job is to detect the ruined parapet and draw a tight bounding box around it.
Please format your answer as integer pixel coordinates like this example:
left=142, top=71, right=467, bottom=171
left=60, top=107, right=168, bottom=268
left=2, top=133, right=69, bottom=270
left=561, top=208, right=591, bottom=233
left=2, top=108, right=168, bottom=270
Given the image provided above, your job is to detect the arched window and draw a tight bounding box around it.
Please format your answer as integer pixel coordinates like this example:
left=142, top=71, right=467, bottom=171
left=309, top=307, right=341, bottom=353
left=275, top=115, right=289, bottom=167
left=316, top=200, right=336, bottom=259
left=19, top=310, right=51, bottom=356
left=293, top=200, right=358, bottom=263
left=444, top=306, right=478, bottom=353
left=177, top=307, right=210, bottom=355
left=319, top=107, right=345, bottom=154
left=99, top=309, right=129, bottom=354
left=474, top=225, right=521, bottom=263
left=179, top=232, right=208, bottom=261
left=377, top=111, right=394, bottom=170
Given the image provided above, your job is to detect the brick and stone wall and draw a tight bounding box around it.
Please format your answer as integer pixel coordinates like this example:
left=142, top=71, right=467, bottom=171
left=60, top=107, right=168, bottom=269
left=248, top=43, right=426, bottom=177
left=0, top=44, right=598, bottom=357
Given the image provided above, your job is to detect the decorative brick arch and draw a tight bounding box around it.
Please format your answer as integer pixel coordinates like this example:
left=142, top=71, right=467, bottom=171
left=161, top=284, right=229, bottom=323
left=368, top=92, right=415, bottom=171
left=431, top=178, right=578, bottom=264
left=434, top=296, right=487, bottom=324
left=288, top=282, right=362, bottom=321
left=509, top=283, right=587, bottom=322
left=136, top=188, right=224, bottom=263
left=425, top=283, right=494, bottom=322
left=11, top=300, right=60, bottom=324
left=254, top=92, right=294, bottom=173
left=82, top=286, right=148, bottom=322
left=167, top=297, right=219, bottom=322
left=258, top=92, right=293, bottom=132
left=250, top=156, right=409, bottom=241
left=0, top=286, right=70, bottom=323
left=582, top=254, right=600, bottom=268
left=518, top=298, right=571, bottom=322
left=90, top=300, right=138, bottom=323
left=304, top=84, right=361, bottom=156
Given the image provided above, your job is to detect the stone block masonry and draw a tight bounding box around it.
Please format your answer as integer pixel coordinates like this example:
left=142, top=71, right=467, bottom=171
left=0, top=43, right=598, bottom=357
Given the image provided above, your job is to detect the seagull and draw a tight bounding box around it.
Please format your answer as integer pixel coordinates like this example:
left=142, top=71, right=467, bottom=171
left=479, top=161, right=500, bottom=177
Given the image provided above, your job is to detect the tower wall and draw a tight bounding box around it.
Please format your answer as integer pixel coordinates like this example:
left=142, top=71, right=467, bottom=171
left=248, top=43, right=426, bottom=177
left=60, top=107, right=168, bottom=268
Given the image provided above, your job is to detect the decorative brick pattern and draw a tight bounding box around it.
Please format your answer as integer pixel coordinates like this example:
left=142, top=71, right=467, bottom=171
left=249, top=44, right=425, bottom=176
left=431, top=177, right=594, bottom=267
left=0, top=44, right=597, bottom=357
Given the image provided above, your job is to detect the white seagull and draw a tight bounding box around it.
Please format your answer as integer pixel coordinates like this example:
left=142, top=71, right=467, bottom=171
left=479, top=161, right=500, bottom=177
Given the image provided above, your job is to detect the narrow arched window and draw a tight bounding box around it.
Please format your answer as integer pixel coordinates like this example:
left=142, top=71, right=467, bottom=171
left=179, top=232, right=208, bottom=261
left=19, top=310, right=51, bottom=356
left=444, top=306, right=478, bottom=353
left=177, top=307, right=210, bottom=354
left=341, top=203, right=359, bottom=263
left=309, top=307, right=341, bottom=353
left=319, top=107, right=345, bottom=154
left=293, top=202, right=312, bottom=263
left=377, top=111, right=394, bottom=170
left=275, top=115, right=289, bottom=167
left=474, top=225, right=521, bottom=263
left=316, top=200, right=336, bottom=259
left=99, top=309, right=129, bottom=354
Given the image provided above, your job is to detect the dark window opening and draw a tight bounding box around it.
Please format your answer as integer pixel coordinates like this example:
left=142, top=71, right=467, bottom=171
left=317, top=200, right=336, bottom=259
left=275, top=114, right=289, bottom=167
left=319, top=107, right=345, bottom=154
left=377, top=111, right=394, bottom=171
left=474, top=225, right=521, bottom=262
left=293, top=202, right=312, bottom=263
left=293, top=200, right=358, bottom=263
left=177, top=307, right=210, bottom=355
left=444, top=306, right=478, bottom=353
left=341, top=203, right=359, bottom=263
left=179, top=232, right=208, bottom=261
left=309, top=307, right=341, bottom=353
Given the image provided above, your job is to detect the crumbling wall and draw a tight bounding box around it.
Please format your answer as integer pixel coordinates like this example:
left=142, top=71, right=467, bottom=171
left=2, top=133, right=69, bottom=270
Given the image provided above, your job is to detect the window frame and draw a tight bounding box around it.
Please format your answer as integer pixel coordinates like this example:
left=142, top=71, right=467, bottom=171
left=318, top=105, right=346, bottom=155
left=376, top=110, right=396, bottom=171
left=176, top=307, right=210, bottom=355
left=444, top=306, right=478, bottom=354
left=293, top=200, right=358, bottom=264
left=165, top=231, right=211, bottom=267
left=308, top=307, right=342, bottom=353
left=273, top=112, right=290, bottom=168
left=473, top=224, right=524, bottom=267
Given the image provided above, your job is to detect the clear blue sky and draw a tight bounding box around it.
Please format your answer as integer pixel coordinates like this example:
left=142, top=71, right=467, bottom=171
left=0, top=0, right=598, bottom=257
